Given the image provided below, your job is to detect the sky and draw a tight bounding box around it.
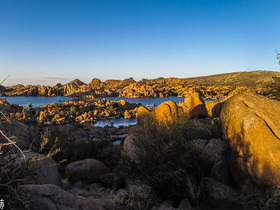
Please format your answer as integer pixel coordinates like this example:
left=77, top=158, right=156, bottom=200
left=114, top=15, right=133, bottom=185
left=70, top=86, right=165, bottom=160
left=0, top=0, right=280, bottom=86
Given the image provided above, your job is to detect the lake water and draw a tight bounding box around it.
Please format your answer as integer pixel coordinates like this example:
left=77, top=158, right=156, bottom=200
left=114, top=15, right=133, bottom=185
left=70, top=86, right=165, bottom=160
left=94, top=118, right=137, bottom=128
left=95, top=96, right=186, bottom=127
left=98, top=96, right=185, bottom=107
left=3, top=95, right=186, bottom=127
left=3, top=96, right=74, bottom=108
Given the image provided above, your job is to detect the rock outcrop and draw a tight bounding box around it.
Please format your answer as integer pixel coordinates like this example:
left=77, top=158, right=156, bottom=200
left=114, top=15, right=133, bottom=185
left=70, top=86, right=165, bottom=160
left=5, top=71, right=279, bottom=99
left=154, top=101, right=178, bottom=123
left=205, top=101, right=224, bottom=117
left=21, top=184, right=105, bottom=210
left=24, top=152, right=62, bottom=187
left=0, top=84, right=5, bottom=95
left=220, top=92, right=280, bottom=186
left=136, top=106, right=151, bottom=124
left=66, top=159, right=109, bottom=184
left=184, top=92, right=208, bottom=118
left=122, top=135, right=137, bottom=160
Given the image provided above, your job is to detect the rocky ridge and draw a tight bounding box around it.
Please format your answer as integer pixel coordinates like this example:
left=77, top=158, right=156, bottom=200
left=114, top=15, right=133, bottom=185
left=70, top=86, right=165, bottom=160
left=3, top=70, right=280, bottom=99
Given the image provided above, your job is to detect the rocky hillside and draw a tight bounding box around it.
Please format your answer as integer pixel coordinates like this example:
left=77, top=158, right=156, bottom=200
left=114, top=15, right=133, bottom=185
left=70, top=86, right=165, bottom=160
left=184, top=70, right=280, bottom=87
left=3, top=70, right=280, bottom=99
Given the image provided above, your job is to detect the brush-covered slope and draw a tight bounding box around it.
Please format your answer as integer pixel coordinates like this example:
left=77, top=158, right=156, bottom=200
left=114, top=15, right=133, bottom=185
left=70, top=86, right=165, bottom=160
left=3, top=70, right=280, bottom=98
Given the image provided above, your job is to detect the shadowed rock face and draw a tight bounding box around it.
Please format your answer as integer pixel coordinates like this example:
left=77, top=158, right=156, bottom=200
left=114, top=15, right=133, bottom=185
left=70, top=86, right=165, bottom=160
left=220, top=92, right=280, bottom=187
left=184, top=92, right=208, bottom=118
left=23, top=152, right=62, bottom=187
left=21, top=184, right=105, bottom=210
left=205, top=101, right=224, bottom=117
left=0, top=85, right=5, bottom=95
left=66, top=159, right=109, bottom=184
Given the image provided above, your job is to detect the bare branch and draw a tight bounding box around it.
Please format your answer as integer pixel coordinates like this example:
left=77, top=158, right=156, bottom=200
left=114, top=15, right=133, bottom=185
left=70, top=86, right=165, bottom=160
left=0, top=74, right=11, bottom=86
left=0, top=130, right=25, bottom=160
left=0, top=111, right=11, bottom=124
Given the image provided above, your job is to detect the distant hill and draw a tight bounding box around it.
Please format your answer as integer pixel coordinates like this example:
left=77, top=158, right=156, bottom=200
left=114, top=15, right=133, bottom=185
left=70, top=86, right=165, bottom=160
left=3, top=70, right=280, bottom=99
left=183, top=70, right=280, bottom=87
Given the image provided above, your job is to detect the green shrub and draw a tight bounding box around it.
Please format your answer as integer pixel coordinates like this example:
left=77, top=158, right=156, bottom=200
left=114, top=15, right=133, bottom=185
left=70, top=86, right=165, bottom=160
left=238, top=179, right=280, bottom=210
left=70, top=106, right=78, bottom=116
left=122, top=113, right=207, bottom=205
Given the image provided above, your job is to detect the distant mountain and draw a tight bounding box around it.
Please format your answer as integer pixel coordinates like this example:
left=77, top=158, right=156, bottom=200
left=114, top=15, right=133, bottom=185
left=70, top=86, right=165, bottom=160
left=3, top=70, right=280, bottom=99
left=183, top=70, right=280, bottom=87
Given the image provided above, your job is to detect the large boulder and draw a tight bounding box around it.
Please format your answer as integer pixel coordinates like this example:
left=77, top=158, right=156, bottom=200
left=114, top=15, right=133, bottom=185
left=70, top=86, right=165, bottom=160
left=202, top=138, right=227, bottom=164
left=122, top=134, right=137, bottom=160
left=203, top=178, right=241, bottom=209
left=136, top=106, right=151, bottom=125
left=24, top=152, right=62, bottom=187
left=11, top=121, right=32, bottom=149
left=204, top=101, right=224, bottom=117
left=220, top=92, right=280, bottom=186
left=21, top=184, right=105, bottom=210
left=154, top=101, right=178, bottom=123
left=184, top=92, right=208, bottom=118
left=66, top=159, right=109, bottom=184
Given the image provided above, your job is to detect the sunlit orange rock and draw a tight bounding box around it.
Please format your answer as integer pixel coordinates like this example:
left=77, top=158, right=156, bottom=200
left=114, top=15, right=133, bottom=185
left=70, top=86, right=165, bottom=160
left=220, top=92, right=280, bottom=186
left=136, top=106, right=151, bottom=124
left=184, top=92, right=208, bottom=118
left=205, top=101, right=224, bottom=117
left=154, top=101, right=178, bottom=123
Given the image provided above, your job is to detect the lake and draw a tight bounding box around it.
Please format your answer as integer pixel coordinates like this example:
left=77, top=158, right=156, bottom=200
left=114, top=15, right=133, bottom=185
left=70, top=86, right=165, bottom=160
left=95, top=96, right=186, bottom=127
left=3, top=96, right=74, bottom=108
left=94, top=118, right=137, bottom=128
left=3, top=95, right=185, bottom=108
left=98, top=96, right=185, bottom=107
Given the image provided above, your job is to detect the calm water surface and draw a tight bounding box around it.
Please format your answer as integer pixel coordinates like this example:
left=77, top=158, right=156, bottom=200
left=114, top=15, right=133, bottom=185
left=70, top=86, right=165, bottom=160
left=96, top=96, right=185, bottom=127
left=4, top=96, right=186, bottom=127
left=4, top=96, right=74, bottom=108
left=94, top=118, right=137, bottom=128
left=98, top=96, right=185, bottom=107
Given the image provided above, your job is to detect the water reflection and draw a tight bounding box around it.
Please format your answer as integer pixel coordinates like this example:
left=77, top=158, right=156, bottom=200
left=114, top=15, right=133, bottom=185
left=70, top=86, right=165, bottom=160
left=94, top=118, right=137, bottom=128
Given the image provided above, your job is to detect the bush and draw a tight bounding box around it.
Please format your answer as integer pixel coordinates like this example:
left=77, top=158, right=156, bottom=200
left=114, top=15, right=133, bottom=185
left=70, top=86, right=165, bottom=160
left=0, top=107, right=29, bottom=208
left=122, top=113, right=208, bottom=205
left=238, top=179, right=280, bottom=210
left=266, top=76, right=280, bottom=100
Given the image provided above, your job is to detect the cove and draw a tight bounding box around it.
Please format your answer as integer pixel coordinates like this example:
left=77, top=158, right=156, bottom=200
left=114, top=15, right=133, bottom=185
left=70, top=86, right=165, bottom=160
left=3, top=96, right=74, bottom=108
left=97, top=96, right=185, bottom=107
left=95, top=96, right=186, bottom=127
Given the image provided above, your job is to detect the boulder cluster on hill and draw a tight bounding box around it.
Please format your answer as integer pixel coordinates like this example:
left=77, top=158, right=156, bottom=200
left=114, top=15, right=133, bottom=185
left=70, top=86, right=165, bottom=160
left=3, top=70, right=280, bottom=99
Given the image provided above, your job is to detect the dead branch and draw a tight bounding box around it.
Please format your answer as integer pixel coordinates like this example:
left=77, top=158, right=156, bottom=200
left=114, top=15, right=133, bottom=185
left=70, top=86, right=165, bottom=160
left=0, top=130, right=25, bottom=160
left=0, top=74, right=11, bottom=86
left=0, top=111, right=11, bottom=124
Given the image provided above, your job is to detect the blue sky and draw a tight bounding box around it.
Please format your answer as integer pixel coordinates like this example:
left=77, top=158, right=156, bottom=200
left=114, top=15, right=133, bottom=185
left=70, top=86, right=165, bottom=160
left=0, top=0, right=280, bottom=86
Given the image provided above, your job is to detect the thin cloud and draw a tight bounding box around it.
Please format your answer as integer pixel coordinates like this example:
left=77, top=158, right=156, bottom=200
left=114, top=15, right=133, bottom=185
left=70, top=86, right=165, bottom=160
left=44, top=77, right=72, bottom=82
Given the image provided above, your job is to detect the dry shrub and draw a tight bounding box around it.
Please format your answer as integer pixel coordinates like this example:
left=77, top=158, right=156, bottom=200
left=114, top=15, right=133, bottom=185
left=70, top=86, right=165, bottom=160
left=122, top=113, right=208, bottom=206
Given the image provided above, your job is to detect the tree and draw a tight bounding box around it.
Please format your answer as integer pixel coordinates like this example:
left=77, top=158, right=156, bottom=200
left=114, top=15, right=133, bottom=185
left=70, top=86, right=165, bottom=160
left=28, top=103, right=33, bottom=109
left=276, top=49, right=280, bottom=65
